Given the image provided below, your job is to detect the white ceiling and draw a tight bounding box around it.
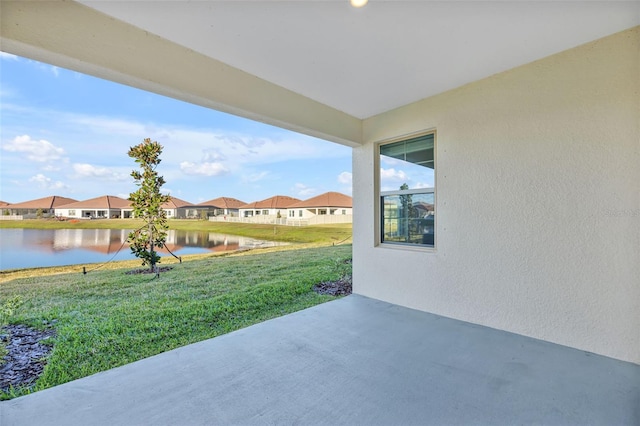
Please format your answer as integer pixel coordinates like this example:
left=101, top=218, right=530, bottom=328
left=81, top=0, right=639, bottom=119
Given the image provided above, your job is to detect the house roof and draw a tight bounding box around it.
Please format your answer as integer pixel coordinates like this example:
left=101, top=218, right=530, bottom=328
left=0, top=201, right=10, bottom=207
left=197, top=197, right=246, bottom=209
left=57, top=195, right=130, bottom=209
left=414, top=202, right=434, bottom=212
left=289, top=192, right=352, bottom=209
left=240, top=195, right=301, bottom=210
left=161, top=197, right=193, bottom=209
left=2, top=2, right=637, bottom=146
left=7, top=196, right=79, bottom=210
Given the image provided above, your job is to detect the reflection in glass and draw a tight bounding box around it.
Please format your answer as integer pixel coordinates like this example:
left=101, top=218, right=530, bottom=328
left=379, top=132, right=435, bottom=247
left=379, top=133, right=434, bottom=191
left=382, top=192, right=435, bottom=246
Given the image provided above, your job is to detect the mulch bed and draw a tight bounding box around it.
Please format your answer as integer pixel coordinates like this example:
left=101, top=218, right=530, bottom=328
left=313, top=274, right=352, bottom=296
left=0, top=324, right=56, bottom=393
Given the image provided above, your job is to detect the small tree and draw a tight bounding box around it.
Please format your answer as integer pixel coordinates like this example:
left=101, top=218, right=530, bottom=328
left=127, top=138, right=171, bottom=273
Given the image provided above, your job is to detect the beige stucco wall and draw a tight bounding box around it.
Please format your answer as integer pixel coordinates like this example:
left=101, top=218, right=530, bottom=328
left=353, top=27, right=639, bottom=364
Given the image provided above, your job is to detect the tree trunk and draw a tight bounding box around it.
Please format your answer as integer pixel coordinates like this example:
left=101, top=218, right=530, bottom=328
left=149, top=221, right=155, bottom=273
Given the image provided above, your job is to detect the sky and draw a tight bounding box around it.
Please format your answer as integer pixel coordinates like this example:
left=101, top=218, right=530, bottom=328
left=0, top=52, right=353, bottom=205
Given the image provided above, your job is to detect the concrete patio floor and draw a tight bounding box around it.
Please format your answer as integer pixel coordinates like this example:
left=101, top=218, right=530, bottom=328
left=1, top=294, right=638, bottom=425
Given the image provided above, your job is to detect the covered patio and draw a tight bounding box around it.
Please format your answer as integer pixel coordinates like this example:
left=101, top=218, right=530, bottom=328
left=2, top=295, right=638, bottom=425
left=1, top=1, right=638, bottom=423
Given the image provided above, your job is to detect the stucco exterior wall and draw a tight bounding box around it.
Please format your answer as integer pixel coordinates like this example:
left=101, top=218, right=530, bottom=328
left=353, top=27, right=639, bottom=364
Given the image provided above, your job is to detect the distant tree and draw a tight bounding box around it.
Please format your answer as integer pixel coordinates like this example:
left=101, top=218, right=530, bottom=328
left=127, top=138, right=171, bottom=273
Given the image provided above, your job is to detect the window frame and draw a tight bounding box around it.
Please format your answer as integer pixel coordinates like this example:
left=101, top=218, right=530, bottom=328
left=375, top=129, right=436, bottom=250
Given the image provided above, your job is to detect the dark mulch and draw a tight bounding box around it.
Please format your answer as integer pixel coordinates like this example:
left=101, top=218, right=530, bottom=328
left=0, top=324, right=57, bottom=393
left=125, top=266, right=173, bottom=275
left=313, top=274, right=352, bottom=296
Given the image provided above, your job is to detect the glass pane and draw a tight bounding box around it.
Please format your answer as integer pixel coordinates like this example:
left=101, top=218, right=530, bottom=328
left=380, top=134, right=434, bottom=192
left=381, top=192, right=435, bottom=246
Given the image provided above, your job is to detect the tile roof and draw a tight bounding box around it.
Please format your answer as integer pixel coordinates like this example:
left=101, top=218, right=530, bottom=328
left=197, top=197, right=247, bottom=209
left=57, top=195, right=130, bottom=209
left=288, top=192, right=352, bottom=208
left=240, top=195, right=301, bottom=209
left=161, top=197, right=194, bottom=209
left=0, top=201, right=10, bottom=207
left=7, top=195, right=79, bottom=209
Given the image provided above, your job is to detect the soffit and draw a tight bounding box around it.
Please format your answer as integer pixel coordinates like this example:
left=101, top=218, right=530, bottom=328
left=80, top=0, right=640, bottom=119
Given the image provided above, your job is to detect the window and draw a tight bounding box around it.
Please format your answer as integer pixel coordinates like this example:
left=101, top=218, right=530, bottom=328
left=298, top=210, right=303, bottom=217
left=379, top=132, right=435, bottom=247
left=68, top=209, right=76, bottom=216
left=289, top=210, right=294, bottom=217
left=342, top=209, right=346, bottom=215
left=319, top=209, right=327, bottom=215
left=262, top=210, right=269, bottom=215
left=167, top=211, right=172, bottom=216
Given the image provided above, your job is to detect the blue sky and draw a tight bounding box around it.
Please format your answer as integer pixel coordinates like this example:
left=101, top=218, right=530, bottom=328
left=0, top=52, right=353, bottom=205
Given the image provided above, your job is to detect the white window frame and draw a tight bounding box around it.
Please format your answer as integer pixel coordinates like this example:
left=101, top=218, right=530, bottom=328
left=375, top=129, right=436, bottom=250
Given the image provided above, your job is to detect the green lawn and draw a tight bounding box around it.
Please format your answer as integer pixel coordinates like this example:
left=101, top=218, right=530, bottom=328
left=0, top=243, right=352, bottom=400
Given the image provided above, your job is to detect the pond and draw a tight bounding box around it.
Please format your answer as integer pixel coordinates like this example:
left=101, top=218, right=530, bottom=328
left=0, top=228, right=286, bottom=270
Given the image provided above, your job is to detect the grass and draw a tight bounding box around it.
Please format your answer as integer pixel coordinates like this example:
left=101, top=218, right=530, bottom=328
left=0, top=243, right=352, bottom=400
left=0, top=218, right=353, bottom=244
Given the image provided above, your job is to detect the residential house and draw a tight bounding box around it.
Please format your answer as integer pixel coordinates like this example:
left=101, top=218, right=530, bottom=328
left=3, top=1, right=637, bottom=369
left=55, top=195, right=130, bottom=219
left=162, top=196, right=196, bottom=219
left=0, top=200, right=10, bottom=215
left=239, top=195, right=301, bottom=223
left=197, top=196, right=246, bottom=218
left=120, top=196, right=196, bottom=219
left=5, top=195, right=78, bottom=218
left=286, top=191, right=352, bottom=225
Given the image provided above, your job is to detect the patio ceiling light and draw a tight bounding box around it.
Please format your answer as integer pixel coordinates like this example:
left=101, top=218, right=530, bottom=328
left=350, top=0, right=368, bottom=7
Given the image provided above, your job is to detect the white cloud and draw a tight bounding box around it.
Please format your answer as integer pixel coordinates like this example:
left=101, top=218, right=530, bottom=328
left=70, top=116, right=147, bottom=137
left=161, top=129, right=349, bottom=170
left=0, top=52, right=18, bottom=61
left=337, top=171, right=353, bottom=195
left=380, top=168, right=409, bottom=182
left=3, top=135, right=66, bottom=163
left=241, top=171, right=269, bottom=183
left=179, top=161, right=229, bottom=177
left=337, top=171, right=352, bottom=185
left=293, top=183, right=316, bottom=197
left=414, top=182, right=434, bottom=189
left=28, top=174, right=68, bottom=190
left=42, top=164, right=62, bottom=172
left=73, top=163, right=127, bottom=180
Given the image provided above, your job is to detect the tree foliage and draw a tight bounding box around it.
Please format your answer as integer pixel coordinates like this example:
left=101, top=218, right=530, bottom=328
left=127, top=138, right=171, bottom=272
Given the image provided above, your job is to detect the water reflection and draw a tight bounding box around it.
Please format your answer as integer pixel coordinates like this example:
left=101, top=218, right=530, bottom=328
left=0, top=228, right=285, bottom=270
